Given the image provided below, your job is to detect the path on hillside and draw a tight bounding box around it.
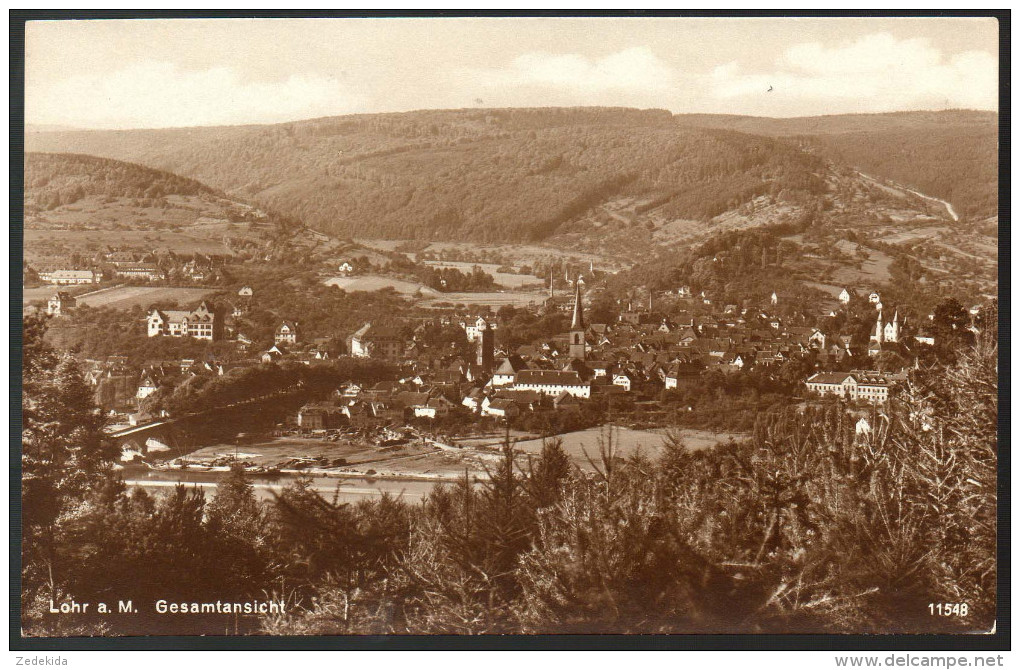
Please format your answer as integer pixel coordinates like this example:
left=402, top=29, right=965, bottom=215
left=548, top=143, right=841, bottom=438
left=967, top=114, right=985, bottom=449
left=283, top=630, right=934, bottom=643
left=857, top=172, right=959, bottom=222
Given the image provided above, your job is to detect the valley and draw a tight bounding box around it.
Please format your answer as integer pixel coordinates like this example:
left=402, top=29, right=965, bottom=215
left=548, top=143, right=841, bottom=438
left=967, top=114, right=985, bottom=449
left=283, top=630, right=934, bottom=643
left=22, top=109, right=998, bottom=503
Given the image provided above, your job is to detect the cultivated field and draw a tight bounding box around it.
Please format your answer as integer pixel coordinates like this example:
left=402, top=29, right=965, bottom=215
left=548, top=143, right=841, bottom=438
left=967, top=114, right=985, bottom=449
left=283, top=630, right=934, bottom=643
left=423, top=260, right=544, bottom=288
left=25, top=228, right=234, bottom=258
left=322, top=274, right=543, bottom=308
left=830, top=242, right=895, bottom=286
left=356, top=239, right=623, bottom=272
left=23, top=285, right=66, bottom=304
left=417, top=290, right=545, bottom=309
left=324, top=274, right=435, bottom=295
left=24, top=283, right=114, bottom=306
left=802, top=281, right=845, bottom=300
left=75, top=285, right=218, bottom=310
left=466, top=425, right=746, bottom=468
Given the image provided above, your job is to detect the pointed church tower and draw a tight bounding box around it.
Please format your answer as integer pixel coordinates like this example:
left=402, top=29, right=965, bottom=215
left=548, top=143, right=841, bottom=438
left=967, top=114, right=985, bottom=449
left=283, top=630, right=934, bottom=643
left=871, top=310, right=884, bottom=344
left=884, top=310, right=899, bottom=343
left=569, top=279, right=586, bottom=360
left=548, top=266, right=554, bottom=298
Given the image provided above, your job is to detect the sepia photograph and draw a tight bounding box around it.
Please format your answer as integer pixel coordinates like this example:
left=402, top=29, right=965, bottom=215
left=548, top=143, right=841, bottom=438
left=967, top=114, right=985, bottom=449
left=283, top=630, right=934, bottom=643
left=12, top=12, right=1005, bottom=649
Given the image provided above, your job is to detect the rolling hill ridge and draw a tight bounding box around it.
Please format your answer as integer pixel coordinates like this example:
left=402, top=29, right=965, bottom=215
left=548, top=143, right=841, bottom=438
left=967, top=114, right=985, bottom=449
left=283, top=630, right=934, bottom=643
left=23, top=107, right=995, bottom=243
left=678, top=110, right=998, bottom=221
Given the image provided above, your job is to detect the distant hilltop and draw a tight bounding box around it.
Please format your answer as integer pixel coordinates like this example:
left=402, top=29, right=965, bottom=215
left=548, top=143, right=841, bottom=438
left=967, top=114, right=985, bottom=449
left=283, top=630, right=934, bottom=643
left=26, top=123, right=90, bottom=133
left=24, top=107, right=997, bottom=242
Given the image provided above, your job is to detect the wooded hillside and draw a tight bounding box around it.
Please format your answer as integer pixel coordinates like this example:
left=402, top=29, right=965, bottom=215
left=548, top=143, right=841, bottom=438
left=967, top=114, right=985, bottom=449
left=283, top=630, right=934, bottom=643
left=25, top=152, right=220, bottom=214
left=679, top=110, right=998, bottom=221
left=25, top=108, right=828, bottom=242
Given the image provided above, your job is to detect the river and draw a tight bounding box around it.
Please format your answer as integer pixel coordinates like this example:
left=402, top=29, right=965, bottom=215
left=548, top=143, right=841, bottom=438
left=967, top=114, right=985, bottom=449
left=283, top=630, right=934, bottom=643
left=123, top=469, right=442, bottom=504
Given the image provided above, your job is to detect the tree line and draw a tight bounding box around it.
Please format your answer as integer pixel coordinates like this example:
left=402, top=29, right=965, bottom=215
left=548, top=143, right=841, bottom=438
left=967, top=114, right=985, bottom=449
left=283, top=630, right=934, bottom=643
left=20, top=312, right=997, bottom=636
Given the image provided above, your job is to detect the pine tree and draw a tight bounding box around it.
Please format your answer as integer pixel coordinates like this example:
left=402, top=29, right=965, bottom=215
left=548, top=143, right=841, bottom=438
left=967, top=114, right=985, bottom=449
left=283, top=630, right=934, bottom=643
left=525, top=438, right=571, bottom=509
left=21, top=315, right=117, bottom=617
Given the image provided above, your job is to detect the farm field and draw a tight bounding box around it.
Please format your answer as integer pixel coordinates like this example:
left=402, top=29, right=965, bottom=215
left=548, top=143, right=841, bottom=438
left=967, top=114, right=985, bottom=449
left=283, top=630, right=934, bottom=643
left=423, top=260, right=544, bottom=288
left=25, top=227, right=234, bottom=258
left=324, top=274, right=435, bottom=295
left=418, top=290, right=544, bottom=309
left=322, top=274, right=544, bottom=308
left=802, top=281, right=846, bottom=302
left=23, top=285, right=68, bottom=304
left=75, top=285, right=218, bottom=310
left=878, top=226, right=948, bottom=245
left=464, top=425, right=746, bottom=468
left=169, top=426, right=746, bottom=481
left=24, top=283, right=111, bottom=306
left=356, top=238, right=624, bottom=272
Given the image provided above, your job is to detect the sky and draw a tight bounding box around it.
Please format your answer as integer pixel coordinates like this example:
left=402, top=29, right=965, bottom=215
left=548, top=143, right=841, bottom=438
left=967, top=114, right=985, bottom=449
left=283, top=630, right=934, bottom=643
left=24, top=17, right=1000, bottom=130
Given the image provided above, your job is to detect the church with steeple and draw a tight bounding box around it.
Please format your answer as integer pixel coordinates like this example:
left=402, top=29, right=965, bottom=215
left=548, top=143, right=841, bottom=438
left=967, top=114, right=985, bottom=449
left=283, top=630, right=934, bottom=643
left=568, top=278, right=586, bottom=361
left=883, top=310, right=899, bottom=343
left=870, top=309, right=899, bottom=344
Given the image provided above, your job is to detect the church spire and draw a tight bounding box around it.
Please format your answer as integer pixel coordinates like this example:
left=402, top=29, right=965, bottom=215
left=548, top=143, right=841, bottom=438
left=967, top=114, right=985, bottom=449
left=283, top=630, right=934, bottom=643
left=571, top=278, right=584, bottom=330
left=569, top=278, right=586, bottom=360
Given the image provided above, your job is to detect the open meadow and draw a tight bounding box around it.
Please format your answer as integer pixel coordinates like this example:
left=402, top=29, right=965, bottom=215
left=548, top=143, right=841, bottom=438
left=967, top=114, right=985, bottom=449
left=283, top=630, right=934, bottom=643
left=423, top=260, right=544, bottom=288
left=23, top=285, right=72, bottom=304
left=74, top=285, right=219, bottom=310
left=25, top=227, right=234, bottom=261
left=417, top=290, right=544, bottom=309
left=462, top=425, right=746, bottom=469
left=324, top=274, right=435, bottom=295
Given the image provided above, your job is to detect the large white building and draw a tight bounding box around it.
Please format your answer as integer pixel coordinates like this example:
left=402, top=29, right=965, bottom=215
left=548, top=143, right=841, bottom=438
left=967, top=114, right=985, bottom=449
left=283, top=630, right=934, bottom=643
left=804, top=370, right=903, bottom=404
left=512, top=369, right=591, bottom=398
left=39, top=269, right=100, bottom=285
left=349, top=323, right=404, bottom=360
left=147, top=301, right=222, bottom=341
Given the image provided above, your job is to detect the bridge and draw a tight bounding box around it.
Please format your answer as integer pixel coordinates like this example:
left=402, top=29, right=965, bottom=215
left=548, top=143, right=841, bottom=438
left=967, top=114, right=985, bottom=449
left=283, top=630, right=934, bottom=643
left=106, top=382, right=307, bottom=459
left=108, top=420, right=182, bottom=458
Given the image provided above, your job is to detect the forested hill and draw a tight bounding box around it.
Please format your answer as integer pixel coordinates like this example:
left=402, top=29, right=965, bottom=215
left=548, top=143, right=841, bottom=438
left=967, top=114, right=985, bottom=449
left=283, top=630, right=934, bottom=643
left=24, top=107, right=993, bottom=240
left=25, top=152, right=221, bottom=213
left=678, top=110, right=998, bottom=221
left=24, top=108, right=828, bottom=242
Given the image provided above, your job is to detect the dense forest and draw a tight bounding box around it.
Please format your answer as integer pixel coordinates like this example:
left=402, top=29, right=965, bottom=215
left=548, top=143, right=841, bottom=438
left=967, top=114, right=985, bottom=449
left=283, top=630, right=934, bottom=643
left=24, top=152, right=222, bottom=214
left=27, top=108, right=829, bottom=242
left=21, top=313, right=998, bottom=636
left=26, top=108, right=995, bottom=243
left=679, top=110, right=998, bottom=221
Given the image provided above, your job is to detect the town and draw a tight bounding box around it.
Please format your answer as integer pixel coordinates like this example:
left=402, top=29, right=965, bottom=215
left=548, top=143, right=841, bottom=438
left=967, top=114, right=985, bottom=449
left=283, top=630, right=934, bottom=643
left=25, top=236, right=992, bottom=484
left=17, top=15, right=1001, bottom=641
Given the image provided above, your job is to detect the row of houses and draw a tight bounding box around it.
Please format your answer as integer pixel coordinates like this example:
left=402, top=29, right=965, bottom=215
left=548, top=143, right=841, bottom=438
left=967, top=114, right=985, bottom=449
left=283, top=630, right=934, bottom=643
left=136, top=283, right=933, bottom=420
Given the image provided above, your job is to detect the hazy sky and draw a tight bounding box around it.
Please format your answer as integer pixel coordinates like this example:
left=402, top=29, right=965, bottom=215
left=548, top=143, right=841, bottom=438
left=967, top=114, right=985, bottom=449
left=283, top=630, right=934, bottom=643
left=25, top=17, right=999, bottom=130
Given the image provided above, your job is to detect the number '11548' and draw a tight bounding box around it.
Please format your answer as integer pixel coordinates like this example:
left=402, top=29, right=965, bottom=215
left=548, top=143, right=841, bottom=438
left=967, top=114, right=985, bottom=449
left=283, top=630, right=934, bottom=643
left=929, top=602, right=969, bottom=616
